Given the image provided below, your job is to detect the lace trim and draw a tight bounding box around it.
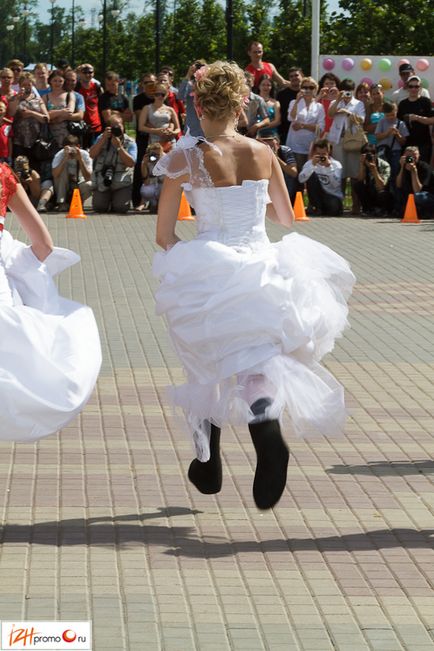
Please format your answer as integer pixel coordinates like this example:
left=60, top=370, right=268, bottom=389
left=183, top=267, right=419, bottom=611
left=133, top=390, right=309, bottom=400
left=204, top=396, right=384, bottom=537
left=153, top=132, right=219, bottom=189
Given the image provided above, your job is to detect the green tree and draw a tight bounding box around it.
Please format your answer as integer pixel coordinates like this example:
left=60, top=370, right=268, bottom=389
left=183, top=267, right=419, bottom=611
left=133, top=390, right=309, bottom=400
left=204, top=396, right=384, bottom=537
left=324, top=0, right=434, bottom=55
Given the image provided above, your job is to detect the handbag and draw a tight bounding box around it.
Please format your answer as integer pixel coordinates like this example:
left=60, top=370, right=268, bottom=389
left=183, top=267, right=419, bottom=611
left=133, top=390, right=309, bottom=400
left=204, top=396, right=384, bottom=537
left=342, top=121, right=368, bottom=152
left=32, top=123, right=58, bottom=161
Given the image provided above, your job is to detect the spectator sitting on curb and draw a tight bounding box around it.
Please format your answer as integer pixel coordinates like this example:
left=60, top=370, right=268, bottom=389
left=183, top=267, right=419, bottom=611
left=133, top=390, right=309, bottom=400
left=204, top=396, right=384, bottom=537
left=298, top=139, right=343, bottom=216
left=137, top=142, right=165, bottom=213
left=353, top=143, right=393, bottom=217
left=52, top=135, right=92, bottom=212
left=259, top=135, right=297, bottom=204
left=13, top=155, right=53, bottom=211
left=396, top=146, right=434, bottom=218
left=89, top=113, right=137, bottom=214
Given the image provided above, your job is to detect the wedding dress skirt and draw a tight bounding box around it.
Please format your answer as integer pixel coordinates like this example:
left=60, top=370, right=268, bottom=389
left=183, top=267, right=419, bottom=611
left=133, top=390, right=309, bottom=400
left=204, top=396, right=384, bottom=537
left=153, top=141, right=355, bottom=461
left=0, top=230, right=101, bottom=442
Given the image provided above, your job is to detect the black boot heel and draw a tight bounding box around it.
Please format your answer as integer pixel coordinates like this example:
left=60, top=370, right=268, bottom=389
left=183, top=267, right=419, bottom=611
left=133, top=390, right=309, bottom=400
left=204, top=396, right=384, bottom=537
left=188, top=425, right=222, bottom=494
left=248, top=408, right=289, bottom=510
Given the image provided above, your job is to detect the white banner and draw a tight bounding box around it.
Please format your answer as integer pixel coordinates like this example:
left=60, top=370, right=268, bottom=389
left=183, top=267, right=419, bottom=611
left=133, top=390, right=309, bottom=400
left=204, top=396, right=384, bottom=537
left=0, top=622, right=91, bottom=650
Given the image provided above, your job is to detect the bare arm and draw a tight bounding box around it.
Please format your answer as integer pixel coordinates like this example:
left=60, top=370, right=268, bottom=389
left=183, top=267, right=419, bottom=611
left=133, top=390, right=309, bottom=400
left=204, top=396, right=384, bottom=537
left=156, top=175, right=188, bottom=249
left=267, top=153, right=294, bottom=227
left=8, top=183, right=53, bottom=260
left=270, top=64, right=290, bottom=88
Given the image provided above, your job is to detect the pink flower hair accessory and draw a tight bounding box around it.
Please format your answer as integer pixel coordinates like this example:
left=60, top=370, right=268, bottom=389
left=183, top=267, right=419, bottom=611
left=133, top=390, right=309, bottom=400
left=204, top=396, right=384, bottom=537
left=194, top=65, right=209, bottom=82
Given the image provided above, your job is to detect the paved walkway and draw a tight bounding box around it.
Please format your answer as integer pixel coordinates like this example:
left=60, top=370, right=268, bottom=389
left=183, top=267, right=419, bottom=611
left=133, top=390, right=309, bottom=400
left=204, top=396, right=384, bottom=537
left=1, top=212, right=434, bottom=651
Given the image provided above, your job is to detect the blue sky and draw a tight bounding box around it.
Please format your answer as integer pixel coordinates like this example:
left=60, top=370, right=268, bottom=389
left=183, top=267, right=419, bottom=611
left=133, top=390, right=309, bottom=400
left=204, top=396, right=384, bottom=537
left=36, top=0, right=340, bottom=24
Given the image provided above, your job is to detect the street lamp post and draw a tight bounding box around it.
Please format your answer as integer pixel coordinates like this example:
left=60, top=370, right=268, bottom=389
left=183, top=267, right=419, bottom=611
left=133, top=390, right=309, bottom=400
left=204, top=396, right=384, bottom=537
left=22, top=6, right=31, bottom=64
left=71, top=0, right=75, bottom=68
left=155, top=0, right=161, bottom=73
left=226, top=0, right=233, bottom=60
left=6, top=25, right=15, bottom=61
left=49, top=0, right=56, bottom=70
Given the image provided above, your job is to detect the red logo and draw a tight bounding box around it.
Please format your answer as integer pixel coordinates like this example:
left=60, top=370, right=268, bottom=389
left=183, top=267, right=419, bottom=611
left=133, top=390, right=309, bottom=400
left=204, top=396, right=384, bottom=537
left=62, top=629, right=77, bottom=643
left=8, top=625, right=40, bottom=646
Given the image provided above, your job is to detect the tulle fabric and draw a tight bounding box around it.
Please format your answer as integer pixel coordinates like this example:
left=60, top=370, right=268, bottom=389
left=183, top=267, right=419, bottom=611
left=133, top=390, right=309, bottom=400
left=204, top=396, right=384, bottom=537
left=0, top=230, right=101, bottom=442
left=153, top=230, right=355, bottom=461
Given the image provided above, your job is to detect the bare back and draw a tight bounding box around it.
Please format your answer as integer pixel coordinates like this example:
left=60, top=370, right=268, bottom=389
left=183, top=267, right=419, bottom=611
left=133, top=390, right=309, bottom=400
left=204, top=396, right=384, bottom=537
left=199, top=136, right=272, bottom=187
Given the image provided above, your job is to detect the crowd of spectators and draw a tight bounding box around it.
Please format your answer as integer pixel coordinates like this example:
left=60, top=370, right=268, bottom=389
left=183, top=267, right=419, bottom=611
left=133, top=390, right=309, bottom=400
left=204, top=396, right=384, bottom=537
left=0, top=52, right=433, bottom=218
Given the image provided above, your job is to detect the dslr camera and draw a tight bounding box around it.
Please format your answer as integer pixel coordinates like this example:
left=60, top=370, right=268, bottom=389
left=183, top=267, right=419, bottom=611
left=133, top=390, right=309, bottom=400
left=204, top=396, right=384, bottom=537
left=405, top=155, right=414, bottom=164
left=319, top=155, right=327, bottom=163
left=343, top=91, right=352, bottom=98
left=111, top=125, right=123, bottom=138
left=365, top=153, right=375, bottom=162
left=14, top=155, right=32, bottom=183
left=102, top=165, right=115, bottom=187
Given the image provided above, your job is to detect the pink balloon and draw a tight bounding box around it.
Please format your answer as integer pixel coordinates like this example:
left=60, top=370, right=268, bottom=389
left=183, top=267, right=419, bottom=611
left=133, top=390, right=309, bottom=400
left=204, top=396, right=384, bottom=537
left=416, top=58, right=429, bottom=71
left=342, top=57, right=354, bottom=71
left=323, top=58, right=335, bottom=70
left=399, top=58, right=410, bottom=66
left=360, top=77, right=373, bottom=86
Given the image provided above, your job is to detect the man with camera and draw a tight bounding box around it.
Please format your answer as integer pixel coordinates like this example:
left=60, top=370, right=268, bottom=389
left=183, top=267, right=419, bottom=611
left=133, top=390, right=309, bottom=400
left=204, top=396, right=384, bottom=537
left=298, top=139, right=343, bottom=216
left=52, top=134, right=92, bottom=211
left=396, top=146, right=434, bottom=218
left=137, top=142, right=165, bottom=212
left=353, top=143, right=393, bottom=217
left=89, top=113, right=137, bottom=213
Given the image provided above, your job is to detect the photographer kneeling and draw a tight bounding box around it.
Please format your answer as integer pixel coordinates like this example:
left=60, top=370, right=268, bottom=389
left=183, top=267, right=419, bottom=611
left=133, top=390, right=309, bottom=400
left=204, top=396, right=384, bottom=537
left=353, top=143, right=393, bottom=216
left=13, top=155, right=53, bottom=211
left=298, top=139, right=343, bottom=216
left=90, top=113, right=137, bottom=213
left=137, top=143, right=165, bottom=212
left=52, top=135, right=92, bottom=211
left=396, top=146, right=434, bottom=218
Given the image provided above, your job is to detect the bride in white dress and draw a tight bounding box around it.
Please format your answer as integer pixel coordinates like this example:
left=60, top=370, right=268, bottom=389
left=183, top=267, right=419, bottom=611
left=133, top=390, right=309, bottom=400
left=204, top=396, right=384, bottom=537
left=153, top=61, right=355, bottom=510
left=0, top=163, right=101, bottom=443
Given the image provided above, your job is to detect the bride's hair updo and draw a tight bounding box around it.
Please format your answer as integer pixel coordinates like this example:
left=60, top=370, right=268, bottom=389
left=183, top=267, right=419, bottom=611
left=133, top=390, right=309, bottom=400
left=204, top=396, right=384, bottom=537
left=194, top=61, right=249, bottom=121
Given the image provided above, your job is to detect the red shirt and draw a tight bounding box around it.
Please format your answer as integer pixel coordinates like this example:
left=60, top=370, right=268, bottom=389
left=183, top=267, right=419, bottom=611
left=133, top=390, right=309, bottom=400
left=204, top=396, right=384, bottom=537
left=0, top=122, right=12, bottom=158
left=78, top=82, right=102, bottom=133
left=245, top=62, right=274, bottom=88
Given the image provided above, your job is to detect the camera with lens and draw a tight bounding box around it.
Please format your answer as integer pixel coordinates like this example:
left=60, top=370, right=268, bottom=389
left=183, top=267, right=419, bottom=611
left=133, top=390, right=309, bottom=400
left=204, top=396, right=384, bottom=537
left=343, top=91, right=352, bottom=97
left=14, top=155, right=32, bottom=183
left=319, top=155, right=327, bottom=163
left=111, top=125, right=123, bottom=138
left=102, top=165, right=115, bottom=187
left=405, top=155, right=414, bottom=164
left=149, top=154, right=158, bottom=163
left=365, top=153, right=374, bottom=162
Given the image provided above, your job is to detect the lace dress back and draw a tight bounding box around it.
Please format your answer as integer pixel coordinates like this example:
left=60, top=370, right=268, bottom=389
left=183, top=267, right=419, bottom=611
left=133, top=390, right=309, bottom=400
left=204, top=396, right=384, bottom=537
left=154, top=138, right=271, bottom=249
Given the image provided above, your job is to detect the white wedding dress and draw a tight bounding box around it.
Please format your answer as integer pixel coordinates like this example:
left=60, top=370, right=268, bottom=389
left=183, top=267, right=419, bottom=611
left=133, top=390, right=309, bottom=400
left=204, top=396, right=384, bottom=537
left=153, top=136, right=355, bottom=461
left=0, top=164, right=101, bottom=442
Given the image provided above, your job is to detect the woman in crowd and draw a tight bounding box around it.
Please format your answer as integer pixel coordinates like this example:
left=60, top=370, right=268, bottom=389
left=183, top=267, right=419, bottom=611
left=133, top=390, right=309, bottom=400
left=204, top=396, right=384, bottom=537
left=138, top=82, right=180, bottom=152
left=44, top=69, right=75, bottom=148
left=286, top=76, right=325, bottom=175
left=0, top=68, right=17, bottom=112
left=365, top=83, right=384, bottom=145
left=0, top=162, right=101, bottom=443
left=256, top=74, right=281, bottom=139
left=328, top=78, right=366, bottom=214
left=8, top=72, right=50, bottom=167
left=355, top=82, right=371, bottom=110
left=317, top=72, right=340, bottom=136
left=152, top=61, right=354, bottom=510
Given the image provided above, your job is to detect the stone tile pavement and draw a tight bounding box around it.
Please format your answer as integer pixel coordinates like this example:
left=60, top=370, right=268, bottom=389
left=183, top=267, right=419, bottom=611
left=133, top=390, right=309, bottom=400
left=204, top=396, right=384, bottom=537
left=1, top=212, right=434, bottom=650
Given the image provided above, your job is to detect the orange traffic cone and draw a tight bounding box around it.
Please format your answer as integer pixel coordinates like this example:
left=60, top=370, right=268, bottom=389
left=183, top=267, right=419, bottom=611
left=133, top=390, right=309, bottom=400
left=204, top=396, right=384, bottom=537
left=401, top=193, right=420, bottom=223
left=178, top=192, right=194, bottom=221
left=294, top=191, right=310, bottom=222
left=66, top=188, right=87, bottom=219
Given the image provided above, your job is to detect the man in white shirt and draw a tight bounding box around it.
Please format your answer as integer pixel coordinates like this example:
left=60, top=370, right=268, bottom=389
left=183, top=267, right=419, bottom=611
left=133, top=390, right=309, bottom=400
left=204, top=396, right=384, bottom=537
left=392, top=63, right=430, bottom=103
left=52, top=135, right=92, bottom=211
left=299, top=139, right=343, bottom=215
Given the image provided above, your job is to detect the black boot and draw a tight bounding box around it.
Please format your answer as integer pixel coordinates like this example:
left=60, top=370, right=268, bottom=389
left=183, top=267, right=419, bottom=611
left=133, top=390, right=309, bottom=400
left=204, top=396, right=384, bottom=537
left=248, top=400, right=289, bottom=510
left=188, top=424, right=222, bottom=494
